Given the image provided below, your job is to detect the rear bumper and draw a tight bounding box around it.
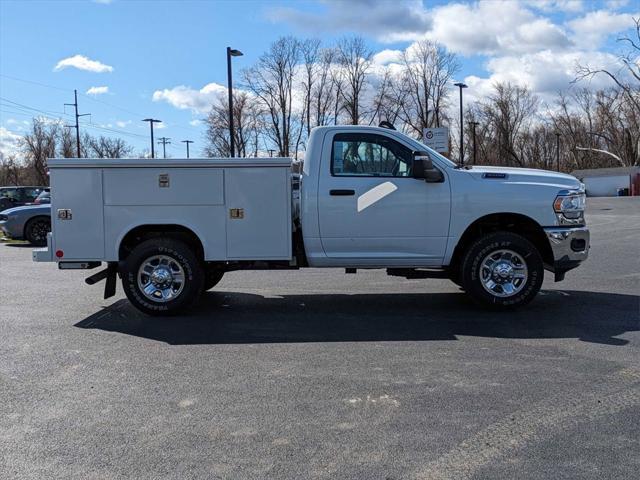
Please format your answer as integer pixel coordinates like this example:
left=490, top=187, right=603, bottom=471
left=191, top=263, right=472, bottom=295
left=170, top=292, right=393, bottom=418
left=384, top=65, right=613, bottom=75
left=544, top=226, right=590, bottom=280
left=32, top=233, right=53, bottom=262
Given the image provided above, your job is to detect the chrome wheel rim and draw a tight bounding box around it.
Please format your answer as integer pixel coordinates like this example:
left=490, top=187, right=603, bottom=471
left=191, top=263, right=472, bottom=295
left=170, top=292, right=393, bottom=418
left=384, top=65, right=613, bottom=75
left=480, top=249, right=528, bottom=298
left=137, top=255, right=185, bottom=303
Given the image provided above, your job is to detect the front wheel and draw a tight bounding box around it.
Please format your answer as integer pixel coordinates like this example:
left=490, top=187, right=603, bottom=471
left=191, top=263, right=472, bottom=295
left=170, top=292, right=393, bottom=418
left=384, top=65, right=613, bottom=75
left=461, top=232, right=543, bottom=309
left=121, top=238, right=204, bottom=316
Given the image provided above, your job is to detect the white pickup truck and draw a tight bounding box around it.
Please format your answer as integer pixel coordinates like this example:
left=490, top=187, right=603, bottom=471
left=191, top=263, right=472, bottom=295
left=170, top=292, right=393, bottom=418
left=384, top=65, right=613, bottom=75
left=34, top=125, right=589, bottom=315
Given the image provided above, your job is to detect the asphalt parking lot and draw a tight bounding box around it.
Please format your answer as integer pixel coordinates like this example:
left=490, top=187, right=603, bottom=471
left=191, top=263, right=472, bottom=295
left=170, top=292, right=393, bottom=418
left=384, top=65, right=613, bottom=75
left=1, top=197, right=638, bottom=480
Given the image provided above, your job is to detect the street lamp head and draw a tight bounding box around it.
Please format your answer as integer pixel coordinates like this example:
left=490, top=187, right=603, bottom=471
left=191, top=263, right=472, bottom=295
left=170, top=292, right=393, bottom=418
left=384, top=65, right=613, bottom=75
left=454, top=82, right=468, bottom=89
left=143, top=118, right=162, bottom=123
left=228, top=48, right=243, bottom=57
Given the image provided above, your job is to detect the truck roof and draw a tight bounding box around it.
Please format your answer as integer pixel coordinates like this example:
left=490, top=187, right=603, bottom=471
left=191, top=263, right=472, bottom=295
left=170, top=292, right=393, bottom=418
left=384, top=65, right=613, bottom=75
left=46, top=158, right=292, bottom=169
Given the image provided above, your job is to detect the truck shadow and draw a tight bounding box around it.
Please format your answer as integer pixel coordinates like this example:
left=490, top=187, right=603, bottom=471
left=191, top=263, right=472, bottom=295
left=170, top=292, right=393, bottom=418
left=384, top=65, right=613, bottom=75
left=74, top=290, right=639, bottom=346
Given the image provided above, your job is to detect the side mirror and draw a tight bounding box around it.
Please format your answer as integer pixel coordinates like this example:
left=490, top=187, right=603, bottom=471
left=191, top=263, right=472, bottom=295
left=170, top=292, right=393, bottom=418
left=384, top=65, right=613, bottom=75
left=412, top=152, right=444, bottom=183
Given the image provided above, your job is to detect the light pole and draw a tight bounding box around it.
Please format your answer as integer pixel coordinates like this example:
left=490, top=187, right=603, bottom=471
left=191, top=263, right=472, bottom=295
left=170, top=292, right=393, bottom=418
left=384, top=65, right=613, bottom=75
left=227, top=47, right=243, bottom=157
left=142, top=118, right=161, bottom=158
left=555, top=132, right=561, bottom=172
left=454, top=82, right=467, bottom=165
left=469, top=121, right=479, bottom=165
left=181, top=140, right=194, bottom=159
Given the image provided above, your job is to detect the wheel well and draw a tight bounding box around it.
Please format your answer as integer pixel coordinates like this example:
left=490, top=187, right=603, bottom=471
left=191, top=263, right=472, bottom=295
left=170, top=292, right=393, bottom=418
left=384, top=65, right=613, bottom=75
left=118, top=224, right=204, bottom=261
left=449, top=213, right=553, bottom=275
left=23, top=215, right=51, bottom=238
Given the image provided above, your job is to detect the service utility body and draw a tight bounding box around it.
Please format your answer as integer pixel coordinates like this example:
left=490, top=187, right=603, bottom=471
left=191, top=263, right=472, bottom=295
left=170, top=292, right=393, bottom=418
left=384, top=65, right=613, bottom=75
left=33, top=125, right=590, bottom=315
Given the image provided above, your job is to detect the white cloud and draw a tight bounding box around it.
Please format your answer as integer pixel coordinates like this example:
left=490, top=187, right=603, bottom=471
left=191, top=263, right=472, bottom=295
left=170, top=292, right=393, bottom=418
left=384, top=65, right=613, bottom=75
left=267, top=0, right=432, bottom=42
left=189, top=119, right=202, bottom=126
left=525, top=1, right=584, bottom=13
left=605, top=0, right=629, bottom=9
left=425, top=1, right=572, bottom=56
left=86, top=85, right=109, bottom=95
left=568, top=10, right=638, bottom=46
left=373, top=49, right=404, bottom=65
left=115, top=120, right=131, bottom=128
left=0, top=127, right=22, bottom=158
left=152, top=82, right=227, bottom=114
left=463, top=49, right=625, bottom=105
left=54, top=54, right=113, bottom=73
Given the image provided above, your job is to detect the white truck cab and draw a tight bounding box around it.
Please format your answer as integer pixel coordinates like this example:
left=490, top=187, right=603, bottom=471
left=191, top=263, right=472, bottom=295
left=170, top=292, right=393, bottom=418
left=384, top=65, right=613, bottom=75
left=34, top=125, right=589, bottom=315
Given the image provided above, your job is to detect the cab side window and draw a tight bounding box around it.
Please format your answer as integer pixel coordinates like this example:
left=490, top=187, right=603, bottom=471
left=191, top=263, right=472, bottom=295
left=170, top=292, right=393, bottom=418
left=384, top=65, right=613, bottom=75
left=331, top=133, right=413, bottom=177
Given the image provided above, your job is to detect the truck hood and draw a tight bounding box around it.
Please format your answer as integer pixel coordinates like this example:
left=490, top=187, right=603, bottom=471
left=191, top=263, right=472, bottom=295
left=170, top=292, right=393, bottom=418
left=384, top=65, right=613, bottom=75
left=465, top=165, right=582, bottom=190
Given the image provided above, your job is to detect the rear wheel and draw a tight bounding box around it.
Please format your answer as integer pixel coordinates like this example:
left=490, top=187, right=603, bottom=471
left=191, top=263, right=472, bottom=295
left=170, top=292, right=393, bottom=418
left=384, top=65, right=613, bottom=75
left=461, top=231, right=543, bottom=309
left=121, top=238, right=204, bottom=316
left=24, top=216, right=50, bottom=246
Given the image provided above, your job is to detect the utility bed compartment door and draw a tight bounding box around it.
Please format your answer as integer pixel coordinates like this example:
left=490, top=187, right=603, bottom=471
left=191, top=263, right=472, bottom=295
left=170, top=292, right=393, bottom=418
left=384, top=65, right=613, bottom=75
left=51, top=169, right=104, bottom=260
left=103, top=168, right=224, bottom=206
left=225, top=167, right=291, bottom=260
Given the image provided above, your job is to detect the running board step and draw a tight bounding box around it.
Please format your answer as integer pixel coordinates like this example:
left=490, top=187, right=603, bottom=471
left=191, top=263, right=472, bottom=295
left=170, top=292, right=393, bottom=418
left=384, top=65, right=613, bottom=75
left=386, top=268, right=449, bottom=279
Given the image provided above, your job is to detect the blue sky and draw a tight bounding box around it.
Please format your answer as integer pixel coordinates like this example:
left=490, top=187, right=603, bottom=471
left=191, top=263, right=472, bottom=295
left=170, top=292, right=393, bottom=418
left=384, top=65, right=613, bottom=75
left=1, top=0, right=637, bottom=157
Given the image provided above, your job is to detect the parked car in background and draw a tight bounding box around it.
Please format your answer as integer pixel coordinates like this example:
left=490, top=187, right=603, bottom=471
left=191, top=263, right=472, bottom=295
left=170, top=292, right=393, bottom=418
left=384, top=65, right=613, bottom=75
left=0, top=204, right=51, bottom=246
left=32, top=190, right=51, bottom=204
left=0, top=186, right=49, bottom=211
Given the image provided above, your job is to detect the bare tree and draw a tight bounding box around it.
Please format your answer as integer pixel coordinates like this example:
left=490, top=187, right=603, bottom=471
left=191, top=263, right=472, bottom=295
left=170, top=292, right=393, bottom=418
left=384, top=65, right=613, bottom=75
left=20, top=118, right=58, bottom=185
left=576, top=17, right=640, bottom=117
left=480, top=82, right=539, bottom=166
left=368, top=67, right=403, bottom=127
left=243, top=36, right=300, bottom=156
left=311, top=47, right=337, bottom=128
left=397, top=40, right=459, bottom=138
left=87, top=135, right=133, bottom=158
left=337, top=36, right=373, bottom=125
left=204, top=91, right=263, bottom=157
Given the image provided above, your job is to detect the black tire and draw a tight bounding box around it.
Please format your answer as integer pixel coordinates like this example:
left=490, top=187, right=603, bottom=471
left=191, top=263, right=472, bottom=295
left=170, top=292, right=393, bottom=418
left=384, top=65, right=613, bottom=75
left=121, top=238, right=204, bottom=316
left=204, top=268, right=225, bottom=291
left=24, top=216, right=51, bottom=246
left=461, top=231, right=543, bottom=309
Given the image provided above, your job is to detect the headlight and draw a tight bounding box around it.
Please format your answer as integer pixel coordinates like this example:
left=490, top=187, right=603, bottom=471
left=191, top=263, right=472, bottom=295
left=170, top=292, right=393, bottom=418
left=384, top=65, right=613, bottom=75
left=554, top=192, right=585, bottom=220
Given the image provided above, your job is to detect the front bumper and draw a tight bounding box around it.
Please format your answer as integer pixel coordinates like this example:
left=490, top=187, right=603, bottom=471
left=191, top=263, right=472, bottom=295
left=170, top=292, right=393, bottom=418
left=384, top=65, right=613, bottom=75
left=544, top=226, right=590, bottom=281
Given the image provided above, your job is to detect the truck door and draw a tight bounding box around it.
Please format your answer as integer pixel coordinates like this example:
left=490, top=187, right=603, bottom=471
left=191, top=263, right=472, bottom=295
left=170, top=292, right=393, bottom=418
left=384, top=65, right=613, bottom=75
left=317, top=131, right=450, bottom=266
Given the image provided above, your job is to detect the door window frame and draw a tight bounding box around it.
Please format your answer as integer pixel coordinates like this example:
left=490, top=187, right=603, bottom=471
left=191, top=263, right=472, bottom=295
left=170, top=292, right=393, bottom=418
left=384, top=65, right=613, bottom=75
left=330, top=132, right=416, bottom=178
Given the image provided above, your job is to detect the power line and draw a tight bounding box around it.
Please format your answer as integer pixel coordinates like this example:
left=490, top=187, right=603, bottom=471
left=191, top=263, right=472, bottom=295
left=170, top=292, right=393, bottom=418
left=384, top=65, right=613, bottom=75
left=64, top=89, right=91, bottom=158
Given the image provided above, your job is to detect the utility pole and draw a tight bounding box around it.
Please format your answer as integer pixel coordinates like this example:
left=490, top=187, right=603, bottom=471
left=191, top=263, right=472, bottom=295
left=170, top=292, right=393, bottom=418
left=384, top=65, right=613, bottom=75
left=142, top=119, right=162, bottom=158
left=227, top=46, right=243, bottom=157
left=469, top=121, right=479, bottom=165
left=157, top=137, right=171, bottom=159
left=181, top=140, right=194, bottom=159
left=555, top=132, right=561, bottom=172
left=453, top=82, right=468, bottom=166
left=64, top=89, right=90, bottom=158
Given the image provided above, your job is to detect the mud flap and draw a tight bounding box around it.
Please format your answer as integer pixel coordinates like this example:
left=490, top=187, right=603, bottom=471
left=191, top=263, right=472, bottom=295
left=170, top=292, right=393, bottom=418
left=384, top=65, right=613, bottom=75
left=84, top=262, right=119, bottom=299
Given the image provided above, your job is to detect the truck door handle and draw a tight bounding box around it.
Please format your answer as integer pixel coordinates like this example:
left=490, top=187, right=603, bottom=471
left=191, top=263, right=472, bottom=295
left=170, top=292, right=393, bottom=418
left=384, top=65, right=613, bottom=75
left=330, top=189, right=355, bottom=196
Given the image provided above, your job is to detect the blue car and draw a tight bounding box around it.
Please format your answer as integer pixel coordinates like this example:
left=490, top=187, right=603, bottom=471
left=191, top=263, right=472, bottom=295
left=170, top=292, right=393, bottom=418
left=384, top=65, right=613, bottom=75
left=0, top=204, right=51, bottom=246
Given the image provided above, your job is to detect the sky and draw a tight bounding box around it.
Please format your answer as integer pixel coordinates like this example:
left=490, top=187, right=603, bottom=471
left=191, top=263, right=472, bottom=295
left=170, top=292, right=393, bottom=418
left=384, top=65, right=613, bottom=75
left=0, top=0, right=637, bottom=158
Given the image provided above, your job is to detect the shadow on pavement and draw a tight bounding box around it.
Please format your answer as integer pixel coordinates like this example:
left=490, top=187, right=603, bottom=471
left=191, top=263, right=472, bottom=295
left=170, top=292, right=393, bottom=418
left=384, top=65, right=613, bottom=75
left=3, top=243, right=33, bottom=248
left=75, top=289, right=639, bottom=346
